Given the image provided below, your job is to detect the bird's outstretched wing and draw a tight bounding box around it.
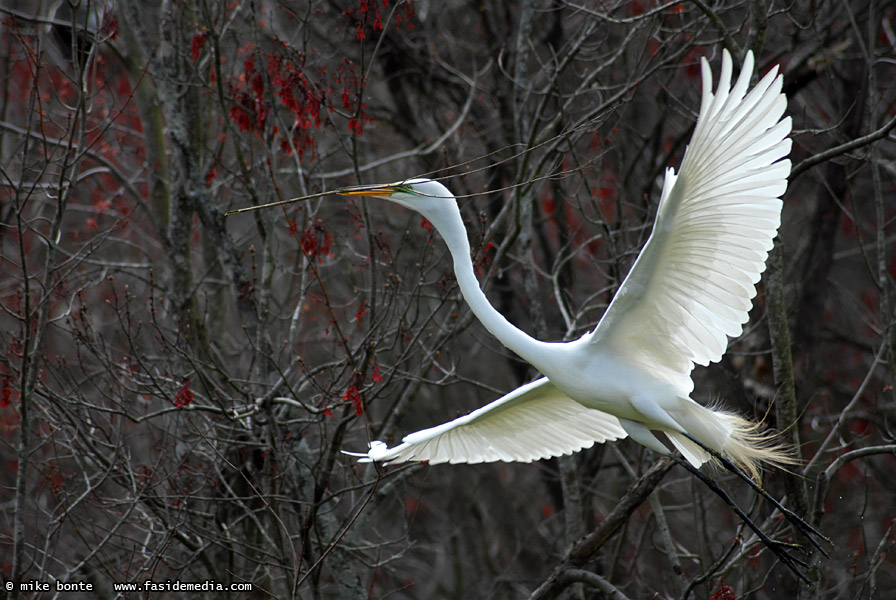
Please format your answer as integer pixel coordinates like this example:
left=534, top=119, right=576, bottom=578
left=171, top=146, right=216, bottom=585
left=346, top=378, right=627, bottom=464
left=585, top=50, right=791, bottom=394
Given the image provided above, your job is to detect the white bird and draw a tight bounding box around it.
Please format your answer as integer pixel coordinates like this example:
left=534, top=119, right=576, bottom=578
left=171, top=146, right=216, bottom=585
left=340, top=49, right=792, bottom=481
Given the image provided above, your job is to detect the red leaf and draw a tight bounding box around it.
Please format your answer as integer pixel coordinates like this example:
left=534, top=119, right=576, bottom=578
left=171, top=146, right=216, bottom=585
left=355, top=300, right=368, bottom=329
left=709, top=583, right=737, bottom=600
left=1, top=376, right=11, bottom=407
left=301, top=220, right=331, bottom=262
left=190, top=32, right=207, bottom=62
left=342, top=384, right=363, bottom=415
left=396, top=0, right=416, bottom=28
left=101, top=13, right=118, bottom=40
left=229, top=102, right=253, bottom=131
left=174, top=378, right=194, bottom=408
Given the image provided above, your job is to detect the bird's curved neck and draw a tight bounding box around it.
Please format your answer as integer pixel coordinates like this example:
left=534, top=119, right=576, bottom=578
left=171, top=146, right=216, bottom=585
left=436, top=210, right=550, bottom=367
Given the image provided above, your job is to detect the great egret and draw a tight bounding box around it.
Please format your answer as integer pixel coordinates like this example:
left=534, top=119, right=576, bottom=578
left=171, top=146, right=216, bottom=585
left=341, top=50, right=794, bottom=481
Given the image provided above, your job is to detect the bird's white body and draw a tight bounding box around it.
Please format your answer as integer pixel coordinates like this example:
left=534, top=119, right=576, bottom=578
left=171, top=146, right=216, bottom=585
left=547, top=344, right=680, bottom=419
left=341, top=49, right=793, bottom=478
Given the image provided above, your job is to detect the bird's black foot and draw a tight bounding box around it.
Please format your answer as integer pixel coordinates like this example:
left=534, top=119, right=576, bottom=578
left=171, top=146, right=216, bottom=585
left=679, top=432, right=830, bottom=557
left=668, top=452, right=821, bottom=585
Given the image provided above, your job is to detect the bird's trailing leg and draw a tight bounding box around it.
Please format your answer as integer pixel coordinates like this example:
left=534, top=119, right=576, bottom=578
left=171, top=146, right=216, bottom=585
left=667, top=453, right=812, bottom=584
left=680, top=432, right=830, bottom=557
left=621, top=420, right=814, bottom=579
left=618, top=418, right=675, bottom=457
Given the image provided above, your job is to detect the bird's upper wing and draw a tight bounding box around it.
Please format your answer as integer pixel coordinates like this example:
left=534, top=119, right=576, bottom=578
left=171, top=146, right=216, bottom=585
left=584, top=50, right=791, bottom=394
left=346, top=378, right=627, bottom=464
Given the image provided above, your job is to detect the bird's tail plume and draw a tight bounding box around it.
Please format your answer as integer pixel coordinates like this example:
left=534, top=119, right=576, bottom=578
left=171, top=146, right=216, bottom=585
left=665, top=399, right=797, bottom=481
left=716, top=411, right=798, bottom=481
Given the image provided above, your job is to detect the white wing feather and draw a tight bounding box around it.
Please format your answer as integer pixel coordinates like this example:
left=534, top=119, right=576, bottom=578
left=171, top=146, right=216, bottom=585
left=585, top=50, right=791, bottom=394
left=347, top=378, right=627, bottom=464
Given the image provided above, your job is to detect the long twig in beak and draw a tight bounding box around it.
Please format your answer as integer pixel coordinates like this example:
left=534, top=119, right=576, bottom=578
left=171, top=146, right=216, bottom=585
left=224, top=189, right=334, bottom=216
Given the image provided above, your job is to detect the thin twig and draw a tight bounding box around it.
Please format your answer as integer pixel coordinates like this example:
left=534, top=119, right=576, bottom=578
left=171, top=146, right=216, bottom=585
left=790, top=112, right=896, bottom=181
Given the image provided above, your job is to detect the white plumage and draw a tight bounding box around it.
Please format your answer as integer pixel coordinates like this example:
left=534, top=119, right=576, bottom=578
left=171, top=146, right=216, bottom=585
left=340, top=50, right=792, bottom=479
left=364, top=378, right=626, bottom=464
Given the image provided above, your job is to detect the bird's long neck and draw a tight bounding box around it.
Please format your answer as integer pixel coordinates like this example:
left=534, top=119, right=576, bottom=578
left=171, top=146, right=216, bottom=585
left=435, top=208, right=551, bottom=368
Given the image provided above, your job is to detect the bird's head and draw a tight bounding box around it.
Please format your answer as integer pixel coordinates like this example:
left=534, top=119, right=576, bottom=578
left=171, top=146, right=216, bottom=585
left=336, top=178, right=457, bottom=226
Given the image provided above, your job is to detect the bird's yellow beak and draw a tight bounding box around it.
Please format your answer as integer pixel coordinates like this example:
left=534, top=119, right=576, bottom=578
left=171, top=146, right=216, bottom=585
left=336, top=184, right=399, bottom=197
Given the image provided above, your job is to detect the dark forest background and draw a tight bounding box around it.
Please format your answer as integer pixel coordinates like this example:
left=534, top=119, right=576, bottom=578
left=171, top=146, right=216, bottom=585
left=1, top=0, right=895, bottom=598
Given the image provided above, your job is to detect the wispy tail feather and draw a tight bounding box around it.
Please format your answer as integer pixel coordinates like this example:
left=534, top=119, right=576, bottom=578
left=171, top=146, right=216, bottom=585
left=716, top=411, right=797, bottom=481
left=668, top=398, right=796, bottom=480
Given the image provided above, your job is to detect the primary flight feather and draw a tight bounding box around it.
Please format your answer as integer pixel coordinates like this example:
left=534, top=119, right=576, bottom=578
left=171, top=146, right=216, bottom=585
left=341, top=49, right=792, bottom=480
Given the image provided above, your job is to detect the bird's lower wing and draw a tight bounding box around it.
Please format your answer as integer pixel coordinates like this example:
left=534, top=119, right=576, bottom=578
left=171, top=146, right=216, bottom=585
left=345, top=378, right=627, bottom=465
